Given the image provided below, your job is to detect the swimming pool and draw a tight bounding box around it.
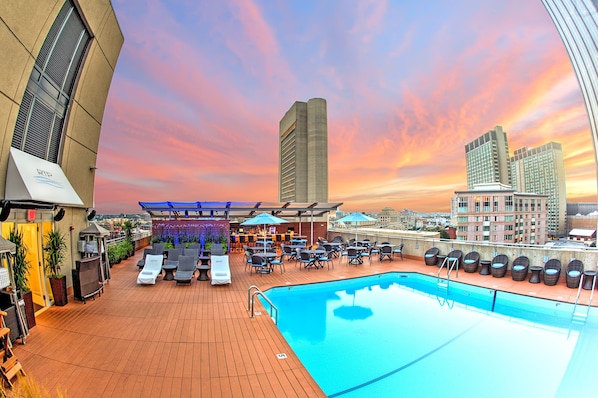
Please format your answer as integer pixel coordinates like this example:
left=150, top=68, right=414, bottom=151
left=264, top=273, right=598, bottom=398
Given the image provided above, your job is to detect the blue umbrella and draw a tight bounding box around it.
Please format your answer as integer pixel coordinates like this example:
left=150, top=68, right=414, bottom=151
left=336, top=212, right=376, bottom=242
left=241, top=212, right=288, bottom=251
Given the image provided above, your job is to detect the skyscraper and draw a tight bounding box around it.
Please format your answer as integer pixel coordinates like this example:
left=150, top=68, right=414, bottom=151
left=279, top=98, right=328, bottom=202
left=465, top=126, right=511, bottom=189
left=542, top=0, right=598, bottom=182
left=511, top=142, right=567, bottom=237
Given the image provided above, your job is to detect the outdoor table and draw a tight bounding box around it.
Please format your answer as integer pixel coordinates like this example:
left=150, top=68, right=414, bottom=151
left=254, top=252, right=278, bottom=271
left=582, top=270, right=597, bottom=290
left=302, top=249, right=325, bottom=268
left=196, top=265, right=210, bottom=281
left=162, top=264, right=177, bottom=281
left=529, top=266, right=543, bottom=284
left=198, top=256, right=210, bottom=266
left=479, top=260, right=492, bottom=275
left=347, top=246, right=367, bottom=265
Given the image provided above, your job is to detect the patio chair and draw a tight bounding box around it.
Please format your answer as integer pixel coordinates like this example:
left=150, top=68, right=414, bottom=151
left=211, top=245, right=225, bottom=255
left=346, top=248, right=360, bottom=265
left=299, top=251, right=317, bottom=270
left=269, top=253, right=286, bottom=273
left=211, top=255, right=231, bottom=285
left=424, top=247, right=439, bottom=265
left=281, top=244, right=297, bottom=262
left=136, top=248, right=152, bottom=269
left=393, top=243, right=404, bottom=260
left=446, top=250, right=462, bottom=272
left=543, top=259, right=562, bottom=286
left=462, top=251, right=480, bottom=273
left=174, top=243, right=186, bottom=250
left=379, top=245, right=393, bottom=262
left=183, top=248, right=199, bottom=264
left=318, top=249, right=335, bottom=270
left=360, top=247, right=372, bottom=264
left=490, top=254, right=509, bottom=278
left=151, top=242, right=165, bottom=256
left=244, top=250, right=253, bottom=272
left=511, top=256, right=530, bottom=282
left=164, top=248, right=183, bottom=268
left=251, top=254, right=269, bottom=274
left=173, top=255, right=196, bottom=284
left=188, top=243, right=201, bottom=250
left=136, top=254, right=163, bottom=285
left=565, top=259, right=584, bottom=288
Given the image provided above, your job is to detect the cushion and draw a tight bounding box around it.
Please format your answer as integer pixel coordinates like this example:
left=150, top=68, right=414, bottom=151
left=464, top=259, right=475, bottom=264
left=448, top=257, right=457, bottom=262
left=568, top=270, right=581, bottom=277
left=425, top=254, right=434, bottom=258
left=492, top=263, right=504, bottom=268
left=214, top=272, right=228, bottom=277
left=545, top=269, right=558, bottom=275
left=513, top=265, right=525, bottom=271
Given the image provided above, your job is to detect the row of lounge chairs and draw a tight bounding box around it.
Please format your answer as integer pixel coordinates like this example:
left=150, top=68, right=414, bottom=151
left=424, top=247, right=586, bottom=288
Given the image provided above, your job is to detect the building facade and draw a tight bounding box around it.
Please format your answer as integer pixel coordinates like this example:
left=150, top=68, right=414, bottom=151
left=0, top=0, right=123, bottom=310
left=511, top=142, right=567, bottom=237
left=453, top=183, right=548, bottom=245
left=279, top=98, right=328, bottom=202
left=465, top=126, right=511, bottom=189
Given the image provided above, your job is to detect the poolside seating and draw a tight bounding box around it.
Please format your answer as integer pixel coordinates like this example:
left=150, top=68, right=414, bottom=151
left=188, top=243, right=201, bottom=250
left=211, top=255, right=231, bottom=285
left=565, top=260, right=584, bottom=288
left=346, top=248, right=360, bottom=265
left=136, top=248, right=152, bottom=269
left=424, top=247, right=439, bottom=265
left=151, top=242, right=165, bottom=256
left=164, top=248, right=183, bottom=268
left=281, top=244, right=297, bottom=262
left=318, top=249, right=335, bottom=270
left=136, top=254, right=163, bottom=285
left=490, top=254, right=509, bottom=278
left=251, top=254, right=269, bottom=274
left=392, top=243, right=404, bottom=260
left=462, top=251, right=480, bottom=273
left=379, top=245, right=393, bottom=262
left=445, top=250, right=462, bottom=271
left=269, top=253, right=286, bottom=273
left=511, top=256, right=530, bottom=281
left=244, top=251, right=253, bottom=272
left=211, top=244, right=225, bottom=255
left=173, top=255, right=196, bottom=284
left=299, top=251, right=317, bottom=270
left=183, top=248, right=199, bottom=264
left=543, top=259, right=562, bottom=286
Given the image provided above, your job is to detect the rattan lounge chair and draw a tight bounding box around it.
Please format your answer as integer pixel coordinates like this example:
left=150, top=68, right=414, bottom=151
left=424, top=247, right=439, bottom=265
left=543, top=259, right=562, bottom=286
left=462, top=251, right=480, bottom=273
left=490, top=254, right=509, bottom=278
left=511, top=256, right=530, bottom=281
left=136, top=254, right=163, bottom=285
left=565, top=259, right=584, bottom=288
left=173, top=255, right=196, bottom=284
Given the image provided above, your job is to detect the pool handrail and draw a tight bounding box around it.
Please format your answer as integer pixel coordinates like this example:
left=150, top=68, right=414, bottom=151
left=247, top=285, right=279, bottom=324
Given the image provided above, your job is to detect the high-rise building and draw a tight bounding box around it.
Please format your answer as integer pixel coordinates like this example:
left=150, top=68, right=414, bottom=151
left=465, top=126, right=511, bottom=189
left=542, top=0, right=598, bottom=182
left=511, top=142, right=567, bottom=237
left=279, top=98, right=328, bottom=202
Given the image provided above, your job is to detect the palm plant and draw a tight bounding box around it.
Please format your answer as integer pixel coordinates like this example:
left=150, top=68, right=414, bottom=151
left=43, top=230, right=67, bottom=278
left=8, top=227, right=30, bottom=293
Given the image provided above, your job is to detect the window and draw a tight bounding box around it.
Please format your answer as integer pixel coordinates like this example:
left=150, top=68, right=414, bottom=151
left=458, top=197, right=468, bottom=213
left=482, top=196, right=491, bottom=212
left=493, top=196, right=499, bottom=212
left=474, top=196, right=480, bottom=213
left=457, top=216, right=468, bottom=222
left=505, top=195, right=513, bottom=211
left=11, top=0, right=91, bottom=162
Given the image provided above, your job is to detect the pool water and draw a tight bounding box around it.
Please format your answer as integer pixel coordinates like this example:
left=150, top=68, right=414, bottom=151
left=264, top=273, right=598, bottom=398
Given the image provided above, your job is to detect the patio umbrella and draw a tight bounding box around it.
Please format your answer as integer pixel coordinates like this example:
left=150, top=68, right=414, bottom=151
left=241, top=212, right=288, bottom=251
left=336, top=212, right=376, bottom=242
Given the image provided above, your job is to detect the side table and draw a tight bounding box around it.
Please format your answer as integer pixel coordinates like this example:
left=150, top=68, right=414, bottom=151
left=437, top=255, right=447, bottom=267
left=197, top=265, right=210, bottom=281
left=529, top=266, right=543, bottom=284
left=162, top=264, right=177, bottom=281
left=582, top=270, right=596, bottom=290
left=479, top=260, right=491, bottom=275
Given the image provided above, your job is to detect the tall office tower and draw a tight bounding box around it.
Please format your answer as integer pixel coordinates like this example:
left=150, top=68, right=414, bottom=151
left=465, top=126, right=511, bottom=189
left=511, top=142, right=567, bottom=237
left=542, top=0, right=598, bottom=192
left=279, top=98, right=328, bottom=202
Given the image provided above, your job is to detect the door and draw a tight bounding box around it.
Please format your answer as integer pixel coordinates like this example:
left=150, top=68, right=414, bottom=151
left=18, top=223, right=50, bottom=309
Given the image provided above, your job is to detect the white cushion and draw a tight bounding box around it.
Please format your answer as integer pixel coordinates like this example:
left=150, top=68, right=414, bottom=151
left=492, top=263, right=504, bottom=268
left=568, top=270, right=581, bottom=277
left=513, top=265, right=525, bottom=271
left=425, top=254, right=434, bottom=258
left=545, top=269, right=558, bottom=275
left=448, top=257, right=457, bottom=261
left=464, top=259, right=475, bottom=264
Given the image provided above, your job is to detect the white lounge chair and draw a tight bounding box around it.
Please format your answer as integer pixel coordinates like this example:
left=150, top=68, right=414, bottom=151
left=211, top=255, right=231, bottom=285
left=137, top=254, right=163, bottom=284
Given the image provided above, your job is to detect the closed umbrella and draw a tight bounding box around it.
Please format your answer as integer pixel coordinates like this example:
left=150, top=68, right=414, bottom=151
left=336, top=212, right=376, bottom=242
left=241, top=212, right=288, bottom=252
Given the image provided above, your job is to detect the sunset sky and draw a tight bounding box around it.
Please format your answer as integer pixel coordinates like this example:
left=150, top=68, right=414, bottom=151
left=95, top=0, right=597, bottom=214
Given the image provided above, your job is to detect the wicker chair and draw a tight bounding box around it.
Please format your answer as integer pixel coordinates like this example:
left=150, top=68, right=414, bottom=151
left=565, top=259, right=584, bottom=288
left=462, top=252, right=480, bottom=273
left=424, top=247, right=440, bottom=265
left=490, top=254, right=509, bottom=278
left=511, top=256, right=530, bottom=281
left=543, top=259, right=562, bottom=286
left=446, top=250, right=463, bottom=271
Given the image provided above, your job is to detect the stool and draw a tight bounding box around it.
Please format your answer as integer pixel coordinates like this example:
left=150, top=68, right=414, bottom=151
left=479, top=260, right=491, bottom=275
left=529, top=266, right=543, bottom=284
left=582, top=270, right=597, bottom=290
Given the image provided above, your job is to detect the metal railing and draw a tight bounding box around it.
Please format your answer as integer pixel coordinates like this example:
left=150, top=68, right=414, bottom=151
left=247, top=285, right=278, bottom=324
left=572, top=273, right=596, bottom=322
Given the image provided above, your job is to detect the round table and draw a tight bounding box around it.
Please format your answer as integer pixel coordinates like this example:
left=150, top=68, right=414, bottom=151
left=162, top=264, right=176, bottom=281
left=479, top=260, right=491, bottom=275
left=196, top=265, right=210, bottom=281
left=529, top=266, right=543, bottom=284
left=582, top=270, right=597, bottom=290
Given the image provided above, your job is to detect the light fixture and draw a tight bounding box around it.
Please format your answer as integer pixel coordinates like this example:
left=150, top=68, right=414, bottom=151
left=54, top=208, right=65, bottom=222
left=0, top=204, right=10, bottom=222
left=87, top=209, right=96, bottom=221
left=89, top=166, right=97, bottom=171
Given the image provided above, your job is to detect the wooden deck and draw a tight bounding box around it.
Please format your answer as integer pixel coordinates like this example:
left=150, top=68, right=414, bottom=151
left=12, top=249, right=594, bottom=397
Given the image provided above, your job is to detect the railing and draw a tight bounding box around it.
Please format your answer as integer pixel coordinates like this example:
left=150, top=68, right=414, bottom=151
left=572, top=274, right=596, bottom=322
left=247, top=285, right=278, bottom=324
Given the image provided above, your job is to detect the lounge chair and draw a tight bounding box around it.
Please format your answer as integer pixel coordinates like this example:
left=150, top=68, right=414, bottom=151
left=136, top=254, right=163, bottom=285
left=136, top=248, right=152, bottom=269
left=511, top=256, right=530, bottom=281
left=164, top=248, right=182, bottom=268
left=543, top=259, right=562, bottom=286
left=424, top=247, right=439, bottom=265
left=211, top=255, right=231, bottom=285
left=211, top=245, right=225, bottom=255
left=462, top=252, right=480, bottom=273
left=151, top=242, right=165, bottom=256
left=173, top=255, right=196, bottom=284
left=392, top=243, right=404, bottom=260
left=566, top=259, right=584, bottom=288
left=490, top=254, right=509, bottom=278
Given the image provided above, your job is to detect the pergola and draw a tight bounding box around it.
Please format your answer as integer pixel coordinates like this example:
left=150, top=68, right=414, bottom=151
left=138, top=201, right=344, bottom=245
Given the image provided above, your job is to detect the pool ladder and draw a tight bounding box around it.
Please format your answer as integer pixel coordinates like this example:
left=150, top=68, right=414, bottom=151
left=437, top=256, right=460, bottom=289
left=571, top=274, right=596, bottom=323
left=247, top=285, right=279, bottom=324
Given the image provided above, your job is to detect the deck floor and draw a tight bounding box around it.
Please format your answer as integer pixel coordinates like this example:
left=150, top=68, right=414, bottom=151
left=12, top=249, right=594, bottom=397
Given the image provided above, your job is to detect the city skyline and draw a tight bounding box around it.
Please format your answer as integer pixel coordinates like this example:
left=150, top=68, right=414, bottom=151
left=96, top=0, right=597, bottom=214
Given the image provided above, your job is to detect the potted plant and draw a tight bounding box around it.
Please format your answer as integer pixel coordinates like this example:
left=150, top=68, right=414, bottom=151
left=8, top=227, right=36, bottom=328
left=122, top=220, right=135, bottom=257
left=43, top=230, right=68, bottom=306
